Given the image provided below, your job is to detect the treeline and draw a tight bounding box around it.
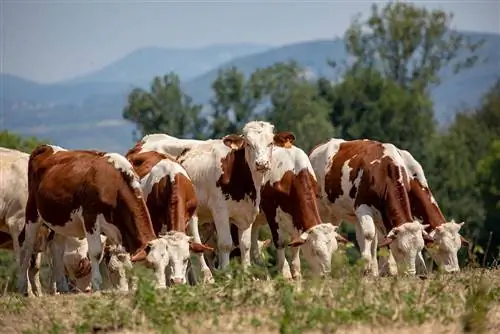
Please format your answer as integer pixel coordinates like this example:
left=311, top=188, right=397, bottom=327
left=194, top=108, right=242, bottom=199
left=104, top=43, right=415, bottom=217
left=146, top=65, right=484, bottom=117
left=2, top=3, right=499, bottom=264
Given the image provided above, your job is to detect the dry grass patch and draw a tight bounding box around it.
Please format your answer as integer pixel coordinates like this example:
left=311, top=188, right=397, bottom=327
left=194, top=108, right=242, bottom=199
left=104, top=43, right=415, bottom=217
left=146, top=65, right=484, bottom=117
left=0, top=266, right=499, bottom=333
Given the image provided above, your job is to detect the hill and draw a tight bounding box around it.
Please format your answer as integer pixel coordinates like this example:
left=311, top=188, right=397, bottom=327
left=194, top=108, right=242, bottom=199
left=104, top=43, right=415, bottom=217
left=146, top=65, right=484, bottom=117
left=1, top=32, right=498, bottom=153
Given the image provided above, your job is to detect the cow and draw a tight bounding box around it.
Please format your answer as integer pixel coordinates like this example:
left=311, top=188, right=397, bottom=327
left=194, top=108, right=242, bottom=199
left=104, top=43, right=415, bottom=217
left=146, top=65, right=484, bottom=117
left=393, top=147, right=467, bottom=273
left=309, top=139, right=432, bottom=276
left=0, top=147, right=59, bottom=296
left=18, top=144, right=163, bottom=296
left=124, top=148, right=213, bottom=287
left=199, top=132, right=349, bottom=280
left=130, top=121, right=276, bottom=283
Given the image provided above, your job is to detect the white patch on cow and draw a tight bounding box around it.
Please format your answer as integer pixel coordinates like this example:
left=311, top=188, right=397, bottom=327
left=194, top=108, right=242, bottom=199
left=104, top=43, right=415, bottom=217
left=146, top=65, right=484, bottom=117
left=297, top=223, right=339, bottom=275
left=265, top=145, right=317, bottom=187
left=48, top=145, right=67, bottom=154
left=140, top=133, right=207, bottom=156
left=41, top=207, right=85, bottom=238
left=427, top=221, right=463, bottom=272
left=140, top=158, right=191, bottom=199
left=396, top=148, right=429, bottom=188
left=145, top=231, right=192, bottom=287
left=104, top=153, right=142, bottom=193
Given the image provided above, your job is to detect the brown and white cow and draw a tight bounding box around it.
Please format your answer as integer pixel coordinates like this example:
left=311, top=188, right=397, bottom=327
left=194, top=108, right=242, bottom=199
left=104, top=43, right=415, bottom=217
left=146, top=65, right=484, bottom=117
left=309, top=139, right=431, bottom=276
left=395, top=147, right=466, bottom=273
left=252, top=132, right=348, bottom=279
left=125, top=148, right=213, bottom=287
left=130, top=121, right=276, bottom=282
left=18, top=144, right=160, bottom=296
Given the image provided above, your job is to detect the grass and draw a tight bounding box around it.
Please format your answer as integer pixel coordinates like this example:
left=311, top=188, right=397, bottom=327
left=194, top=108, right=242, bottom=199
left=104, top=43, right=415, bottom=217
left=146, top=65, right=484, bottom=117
left=1, top=249, right=499, bottom=334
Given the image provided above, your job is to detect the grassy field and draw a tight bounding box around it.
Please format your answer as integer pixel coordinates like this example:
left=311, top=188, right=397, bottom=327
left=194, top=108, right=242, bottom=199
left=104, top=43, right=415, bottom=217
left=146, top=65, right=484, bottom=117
left=1, top=250, right=499, bottom=334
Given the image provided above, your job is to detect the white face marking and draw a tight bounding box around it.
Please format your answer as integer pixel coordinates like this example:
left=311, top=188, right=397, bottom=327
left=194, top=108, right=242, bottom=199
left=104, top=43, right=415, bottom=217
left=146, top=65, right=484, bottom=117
left=105, top=244, right=132, bottom=292
left=428, top=221, right=463, bottom=272
left=104, top=152, right=143, bottom=193
left=145, top=231, right=192, bottom=284
left=385, top=221, right=426, bottom=275
left=242, top=121, right=275, bottom=172
left=139, top=159, right=191, bottom=199
left=299, top=223, right=339, bottom=275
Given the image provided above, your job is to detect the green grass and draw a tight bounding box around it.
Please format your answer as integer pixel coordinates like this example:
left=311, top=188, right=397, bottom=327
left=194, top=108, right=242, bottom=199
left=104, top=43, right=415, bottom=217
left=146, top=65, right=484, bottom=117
left=1, top=249, right=499, bottom=334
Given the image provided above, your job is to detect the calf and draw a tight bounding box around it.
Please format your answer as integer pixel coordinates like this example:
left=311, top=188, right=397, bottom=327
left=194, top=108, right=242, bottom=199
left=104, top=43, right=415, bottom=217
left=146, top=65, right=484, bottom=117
left=19, top=145, right=161, bottom=296
left=309, top=139, right=431, bottom=276
left=131, top=121, right=276, bottom=282
left=125, top=149, right=213, bottom=287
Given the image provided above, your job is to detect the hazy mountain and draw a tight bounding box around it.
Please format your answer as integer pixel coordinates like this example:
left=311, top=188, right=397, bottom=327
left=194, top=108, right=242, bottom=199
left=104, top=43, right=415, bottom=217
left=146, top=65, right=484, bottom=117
left=60, top=43, right=273, bottom=87
left=1, top=32, right=498, bottom=153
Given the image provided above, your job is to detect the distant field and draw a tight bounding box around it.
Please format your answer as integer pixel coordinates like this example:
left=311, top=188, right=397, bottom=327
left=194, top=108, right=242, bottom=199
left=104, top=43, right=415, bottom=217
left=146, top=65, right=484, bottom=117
left=1, top=263, right=499, bottom=334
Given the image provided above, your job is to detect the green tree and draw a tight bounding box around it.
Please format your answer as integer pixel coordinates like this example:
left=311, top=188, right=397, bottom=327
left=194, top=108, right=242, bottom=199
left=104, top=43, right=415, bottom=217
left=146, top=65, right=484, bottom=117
left=477, top=140, right=500, bottom=263
left=263, top=63, right=336, bottom=152
left=0, top=131, right=49, bottom=153
left=209, top=66, right=269, bottom=138
left=345, top=2, right=483, bottom=93
left=123, top=73, right=205, bottom=139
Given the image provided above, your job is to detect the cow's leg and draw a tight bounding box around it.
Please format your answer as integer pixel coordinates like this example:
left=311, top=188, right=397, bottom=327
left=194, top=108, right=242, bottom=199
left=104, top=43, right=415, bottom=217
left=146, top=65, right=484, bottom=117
left=48, top=234, right=69, bottom=294
left=18, top=221, right=42, bottom=297
left=212, top=210, right=233, bottom=272
left=379, top=249, right=398, bottom=276
left=7, top=215, right=23, bottom=266
left=290, top=246, right=302, bottom=280
left=250, top=222, right=263, bottom=265
left=354, top=206, right=378, bottom=277
left=268, top=218, right=292, bottom=280
left=82, top=213, right=104, bottom=291
left=416, top=251, right=428, bottom=276
left=28, top=252, right=43, bottom=296
left=188, top=215, right=214, bottom=283
left=238, top=224, right=252, bottom=270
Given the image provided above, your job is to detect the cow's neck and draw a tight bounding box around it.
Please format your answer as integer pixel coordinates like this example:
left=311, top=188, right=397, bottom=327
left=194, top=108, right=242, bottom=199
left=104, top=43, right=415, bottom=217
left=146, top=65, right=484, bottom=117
left=382, top=182, right=414, bottom=231
left=409, top=179, right=446, bottom=229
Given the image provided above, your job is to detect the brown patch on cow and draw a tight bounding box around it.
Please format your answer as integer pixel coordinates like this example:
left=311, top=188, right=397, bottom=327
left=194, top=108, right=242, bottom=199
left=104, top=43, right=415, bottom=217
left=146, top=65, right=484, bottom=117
left=73, top=257, right=92, bottom=279
left=408, top=179, right=446, bottom=231
left=273, top=132, right=296, bottom=149
left=25, top=144, right=156, bottom=259
left=0, top=231, right=13, bottom=249
left=324, top=140, right=414, bottom=232
left=223, top=134, right=246, bottom=150
left=124, top=140, right=145, bottom=158
left=216, top=144, right=256, bottom=204
left=261, top=168, right=322, bottom=248
left=145, top=171, right=198, bottom=235
left=126, top=151, right=168, bottom=179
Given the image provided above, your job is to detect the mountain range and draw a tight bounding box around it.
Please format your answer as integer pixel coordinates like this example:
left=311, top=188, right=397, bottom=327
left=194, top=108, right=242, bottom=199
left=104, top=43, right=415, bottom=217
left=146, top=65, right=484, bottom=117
left=1, top=31, right=499, bottom=153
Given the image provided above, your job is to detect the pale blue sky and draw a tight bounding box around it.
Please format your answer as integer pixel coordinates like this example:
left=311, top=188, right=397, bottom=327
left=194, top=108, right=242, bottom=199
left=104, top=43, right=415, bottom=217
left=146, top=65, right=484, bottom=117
left=1, top=0, right=499, bottom=84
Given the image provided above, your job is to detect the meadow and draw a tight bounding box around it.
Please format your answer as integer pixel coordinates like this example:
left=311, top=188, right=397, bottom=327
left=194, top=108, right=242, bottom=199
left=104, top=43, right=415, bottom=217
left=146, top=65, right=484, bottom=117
left=1, top=248, right=499, bottom=334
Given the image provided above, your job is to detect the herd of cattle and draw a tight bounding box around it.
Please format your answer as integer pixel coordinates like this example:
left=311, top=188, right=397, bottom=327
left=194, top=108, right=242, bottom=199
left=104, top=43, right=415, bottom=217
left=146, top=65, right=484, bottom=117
left=0, top=121, right=468, bottom=297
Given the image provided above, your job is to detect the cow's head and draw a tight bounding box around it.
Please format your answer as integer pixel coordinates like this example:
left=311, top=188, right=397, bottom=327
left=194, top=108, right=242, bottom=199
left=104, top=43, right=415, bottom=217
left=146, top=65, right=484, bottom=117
left=241, top=121, right=275, bottom=173
left=379, top=221, right=429, bottom=275
left=426, top=220, right=465, bottom=273
left=288, top=223, right=344, bottom=276
left=144, top=231, right=213, bottom=287
left=104, top=244, right=133, bottom=292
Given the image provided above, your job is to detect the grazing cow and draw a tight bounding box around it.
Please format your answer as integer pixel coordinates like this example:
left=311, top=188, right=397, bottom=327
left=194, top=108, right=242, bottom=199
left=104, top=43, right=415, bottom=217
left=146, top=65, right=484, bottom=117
left=253, top=132, right=348, bottom=279
left=125, top=149, right=213, bottom=287
left=309, top=139, right=432, bottom=276
left=395, top=148, right=467, bottom=273
left=0, top=147, right=58, bottom=296
left=130, top=121, right=276, bottom=282
left=18, top=145, right=161, bottom=296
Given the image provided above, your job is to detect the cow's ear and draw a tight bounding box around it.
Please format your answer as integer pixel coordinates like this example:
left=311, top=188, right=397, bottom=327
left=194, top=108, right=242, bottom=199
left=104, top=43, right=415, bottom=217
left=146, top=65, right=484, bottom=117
left=223, top=134, right=246, bottom=150
left=273, top=132, right=296, bottom=148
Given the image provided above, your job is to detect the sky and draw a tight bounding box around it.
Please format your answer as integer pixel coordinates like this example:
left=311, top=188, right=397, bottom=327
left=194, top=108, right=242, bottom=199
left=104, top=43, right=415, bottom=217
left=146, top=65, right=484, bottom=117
left=1, top=0, right=499, bottom=84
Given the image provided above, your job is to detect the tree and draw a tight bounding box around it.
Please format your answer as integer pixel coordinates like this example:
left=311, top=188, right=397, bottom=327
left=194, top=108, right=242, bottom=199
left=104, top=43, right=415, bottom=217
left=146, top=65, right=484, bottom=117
left=476, top=140, right=500, bottom=263
left=123, top=73, right=205, bottom=139
left=263, top=63, right=336, bottom=152
left=344, top=2, right=483, bottom=93
left=209, top=66, right=269, bottom=138
left=322, top=68, right=434, bottom=159
left=0, top=131, right=49, bottom=153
